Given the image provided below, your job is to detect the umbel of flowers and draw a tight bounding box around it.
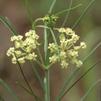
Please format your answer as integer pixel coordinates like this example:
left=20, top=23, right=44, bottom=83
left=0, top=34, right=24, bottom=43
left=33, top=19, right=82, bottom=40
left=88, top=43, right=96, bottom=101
left=48, top=28, right=86, bottom=68
left=7, top=30, right=39, bottom=64
left=7, top=27, right=86, bottom=69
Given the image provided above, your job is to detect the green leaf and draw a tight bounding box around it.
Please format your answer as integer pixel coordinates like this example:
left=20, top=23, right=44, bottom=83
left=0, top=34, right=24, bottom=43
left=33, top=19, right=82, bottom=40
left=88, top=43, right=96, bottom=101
left=80, top=79, right=101, bottom=101
left=72, top=0, right=95, bottom=29
left=0, top=79, right=19, bottom=101
left=57, top=60, right=101, bottom=100
left=16, top=81, right=33, bottom=96
left=62, top=0, right=73, bottom=27
left=56, top=68, right=80, bottom=101
left=21, top=0, right=33, bottom=23
left=49, top=28, right=57, bottom=44
left=48, top=0, right=57, bottom=14
left=0, top=16, right=18, bottom=35
left=55, top=4, right=82, bottom=15
left=83, top=42, right=101, bottom=62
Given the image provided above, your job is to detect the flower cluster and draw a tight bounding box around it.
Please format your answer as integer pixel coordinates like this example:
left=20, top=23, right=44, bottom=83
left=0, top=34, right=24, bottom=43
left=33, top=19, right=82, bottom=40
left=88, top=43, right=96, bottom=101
left=7, top=30, right=39, bottom=64
left=42, top=15, right=58, bottom=27
left=48, top=28, right=86, bottom=68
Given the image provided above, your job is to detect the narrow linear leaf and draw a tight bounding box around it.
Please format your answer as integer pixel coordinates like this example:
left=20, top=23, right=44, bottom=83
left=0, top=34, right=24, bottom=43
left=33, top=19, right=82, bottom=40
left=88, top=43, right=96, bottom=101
left=72, top=0, right=95, bottom=29
left=56, top=68, right=80, bottom=101
left=21, top=0, right=33, bottom=23
left=58, top=59, right=101, bottom=100
left=16, top=81, right=33, bottom=96
left=55, top=4, right=82, bottom=15
left=48, top=0, right=57, bottom=14
left=0, top=79, right=19, bottom=101
left=62, top=0, right=73, bottom=27
left=83, top=42, right=101, bottom=62
left=80, top=79, right=101, bottom=101
left=49, top=28, right=57, bottom=44
left=0, top=16, right=18, bottom=35
left=36, top=25, right=49, bottom=29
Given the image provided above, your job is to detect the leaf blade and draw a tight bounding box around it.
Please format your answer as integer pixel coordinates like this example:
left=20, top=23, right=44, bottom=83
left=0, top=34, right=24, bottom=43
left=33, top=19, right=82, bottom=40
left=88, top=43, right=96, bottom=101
left=0, top=79, right=19, bottom=101
left=0, top=16, right=18, bottom=35
left=80, top=79, right=101, bottom=101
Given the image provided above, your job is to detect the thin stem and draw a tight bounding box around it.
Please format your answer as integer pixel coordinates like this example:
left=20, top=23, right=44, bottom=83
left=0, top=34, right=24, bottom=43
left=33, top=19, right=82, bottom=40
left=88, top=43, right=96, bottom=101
left=35, top=60, right=45, bottom=69
left=43, top=20, right=50, bottom=100
left=37, top=48, right=44, bottom=64
left=44, top=70, right=50, bottom=101
left=16, top=81, right=33, bottom=96
left=44, top=24, right=48, bottom=64
left=32, top=18, right=43, bottom=29
left=49, top=28, right=57, bottom=44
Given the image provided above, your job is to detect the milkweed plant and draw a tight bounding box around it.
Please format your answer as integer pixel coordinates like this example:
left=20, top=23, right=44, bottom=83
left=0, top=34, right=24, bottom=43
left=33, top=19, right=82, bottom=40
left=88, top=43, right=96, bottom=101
left=0, top=0, right=101, bottom=101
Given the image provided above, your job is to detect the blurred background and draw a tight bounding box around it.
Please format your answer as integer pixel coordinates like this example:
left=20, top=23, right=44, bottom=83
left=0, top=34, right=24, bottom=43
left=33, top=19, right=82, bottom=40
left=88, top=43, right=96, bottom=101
left=0, top=0, right=101, bottom=101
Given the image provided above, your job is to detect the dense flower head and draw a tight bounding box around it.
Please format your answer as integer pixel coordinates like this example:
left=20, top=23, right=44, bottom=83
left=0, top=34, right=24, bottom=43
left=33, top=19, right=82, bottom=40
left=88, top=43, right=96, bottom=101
left=48, top=27, right=86, bottom=68
left=7, top=30, right=39, bottom=64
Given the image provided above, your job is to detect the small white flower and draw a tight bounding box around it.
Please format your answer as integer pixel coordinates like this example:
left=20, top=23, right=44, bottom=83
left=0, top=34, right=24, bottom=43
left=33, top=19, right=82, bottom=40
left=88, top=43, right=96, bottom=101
left=61, top=61, right=69, bottom=69
left=80, top=42, right=87, bottom=49
left=48, top=43, right=58, bottom=53
left=48, top=27, right=86, bottom=69
left=18, top=57, right=25, bottom=64
left=12, top=57, right=17, bottom=64
left=25, top=53, right=37, bottom=60
left=49, top=55, right=58, bottom=63
left=7, top=47, right=15, bottom=56
left=11, top=35, right=23, bottom=41
left=7, top=29, right=39, bottom=64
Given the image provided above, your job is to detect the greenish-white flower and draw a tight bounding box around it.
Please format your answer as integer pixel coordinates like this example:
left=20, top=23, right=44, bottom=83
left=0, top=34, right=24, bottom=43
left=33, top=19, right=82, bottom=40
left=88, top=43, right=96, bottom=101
left=7, top=30, right=39, bottom=64
left=48, top=27, right=87, bottom=69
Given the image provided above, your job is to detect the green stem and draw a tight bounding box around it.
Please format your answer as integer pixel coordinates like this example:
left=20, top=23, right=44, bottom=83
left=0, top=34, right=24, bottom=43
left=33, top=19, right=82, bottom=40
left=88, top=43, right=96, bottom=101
left=43, top=22, right=50, bottom=101
left=37, top=48, right=44, bottom=64
left=44, top=24, right=48, bottom=65
left=44, top=70, right=50, bottom=101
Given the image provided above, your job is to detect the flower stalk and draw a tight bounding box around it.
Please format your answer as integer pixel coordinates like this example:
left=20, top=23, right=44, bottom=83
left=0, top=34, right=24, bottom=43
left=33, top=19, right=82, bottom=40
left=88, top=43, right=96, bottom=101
left=44, top=69, right=50, bottom=101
